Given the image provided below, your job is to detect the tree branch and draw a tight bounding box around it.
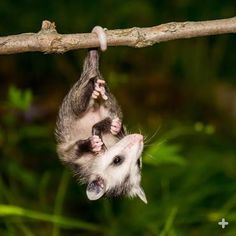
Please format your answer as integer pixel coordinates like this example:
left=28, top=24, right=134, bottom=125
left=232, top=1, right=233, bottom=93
left=0, top=17, right=236, bottom=55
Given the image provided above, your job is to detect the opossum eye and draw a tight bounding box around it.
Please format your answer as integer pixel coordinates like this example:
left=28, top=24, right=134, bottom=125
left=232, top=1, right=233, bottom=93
left=112, top=155, right=124, bottom=166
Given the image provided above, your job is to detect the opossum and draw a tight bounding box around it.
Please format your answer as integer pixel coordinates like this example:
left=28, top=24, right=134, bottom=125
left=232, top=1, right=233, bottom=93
left=55, top=49, right=147, bottom=203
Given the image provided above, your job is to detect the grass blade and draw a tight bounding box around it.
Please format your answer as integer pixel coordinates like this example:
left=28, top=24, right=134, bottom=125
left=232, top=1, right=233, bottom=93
left=0, top=204, right=104, bottom=232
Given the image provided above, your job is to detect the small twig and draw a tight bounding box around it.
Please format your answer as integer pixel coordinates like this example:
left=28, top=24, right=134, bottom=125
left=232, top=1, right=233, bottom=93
left=0, top=17, right=236, bottom=55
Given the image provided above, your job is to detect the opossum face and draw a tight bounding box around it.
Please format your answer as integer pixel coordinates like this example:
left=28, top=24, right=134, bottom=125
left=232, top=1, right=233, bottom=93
left=86, top=134, right=147, bottom=203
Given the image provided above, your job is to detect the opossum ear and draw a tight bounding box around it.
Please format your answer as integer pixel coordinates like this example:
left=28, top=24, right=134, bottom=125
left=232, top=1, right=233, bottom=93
left=136, top=186, right=147, bottom=204
left=86, top=177, right=106, bottom=201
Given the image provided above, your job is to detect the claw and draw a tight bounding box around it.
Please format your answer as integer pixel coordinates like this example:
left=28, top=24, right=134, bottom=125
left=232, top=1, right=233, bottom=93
left=92, top=90, right=99, bottom=99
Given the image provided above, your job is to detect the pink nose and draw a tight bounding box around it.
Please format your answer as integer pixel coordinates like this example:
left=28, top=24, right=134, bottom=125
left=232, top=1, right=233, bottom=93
left=133, top=134, right=143, bottom=142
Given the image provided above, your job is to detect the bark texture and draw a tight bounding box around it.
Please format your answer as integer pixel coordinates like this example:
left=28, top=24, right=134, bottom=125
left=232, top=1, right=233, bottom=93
left=0, top=17, right=236, bottom=54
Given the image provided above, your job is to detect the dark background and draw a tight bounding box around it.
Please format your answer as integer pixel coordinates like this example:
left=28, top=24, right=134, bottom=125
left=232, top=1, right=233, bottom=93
left=0, top=1, right=236, bottom=235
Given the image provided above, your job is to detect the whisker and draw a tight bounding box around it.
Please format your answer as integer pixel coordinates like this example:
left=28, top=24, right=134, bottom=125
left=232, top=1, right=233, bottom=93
left=144, top=144, right=155, bottom=147
left=157, top=138, right=167, bottom=146
left=144, top=126, right=161, bottom=144
left=144, top=138, right=167, bottom=153
left=138, top=127, right=142, bottom=135
left=146, top=153, right=155, bottom=159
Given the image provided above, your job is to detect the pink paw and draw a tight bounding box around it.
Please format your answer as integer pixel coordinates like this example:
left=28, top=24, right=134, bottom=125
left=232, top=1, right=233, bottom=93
left=110, top=117, right=122, bottom=135
left=92, top=79, right=108, bottom=100
left=90, top=135, right=103, bottom=153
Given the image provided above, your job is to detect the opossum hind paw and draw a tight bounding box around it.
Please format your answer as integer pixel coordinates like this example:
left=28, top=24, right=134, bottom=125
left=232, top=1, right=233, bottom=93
left=92, top=79, right=108, bottom=100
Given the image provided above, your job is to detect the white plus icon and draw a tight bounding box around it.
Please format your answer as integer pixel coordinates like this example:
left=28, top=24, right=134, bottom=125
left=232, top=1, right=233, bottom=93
left=218, top=218, right=229, bottom=229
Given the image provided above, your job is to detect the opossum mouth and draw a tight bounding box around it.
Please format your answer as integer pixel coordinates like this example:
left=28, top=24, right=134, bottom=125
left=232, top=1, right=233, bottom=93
left=136, top=143, right=144, bottom=157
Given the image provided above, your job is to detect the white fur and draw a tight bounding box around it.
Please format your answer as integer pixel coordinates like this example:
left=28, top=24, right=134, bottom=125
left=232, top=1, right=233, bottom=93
left=88, top=134, right=146, bottom=201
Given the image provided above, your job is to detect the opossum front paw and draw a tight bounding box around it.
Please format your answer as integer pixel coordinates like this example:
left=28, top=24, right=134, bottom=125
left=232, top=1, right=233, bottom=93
left=92, top=79, right=108, bottom=100
left=90, top=135, right=103, bottom=153
left=110, top=117, right=122, bottom=135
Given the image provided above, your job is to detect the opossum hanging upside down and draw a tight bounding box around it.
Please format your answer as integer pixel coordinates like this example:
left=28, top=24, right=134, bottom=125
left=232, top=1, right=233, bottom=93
left=55, top=27, right=147, bottom=203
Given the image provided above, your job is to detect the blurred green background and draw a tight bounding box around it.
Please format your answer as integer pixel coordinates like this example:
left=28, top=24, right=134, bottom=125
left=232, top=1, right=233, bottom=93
left=0, top=1, right=236, bottom=235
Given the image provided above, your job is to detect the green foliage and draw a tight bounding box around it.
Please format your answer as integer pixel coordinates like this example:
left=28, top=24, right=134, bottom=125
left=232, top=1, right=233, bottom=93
left=144, top=142, right=185, bottom=166
left=0, top=204, right=104, bottom=232
left=8, top=86, right=32, bottom=111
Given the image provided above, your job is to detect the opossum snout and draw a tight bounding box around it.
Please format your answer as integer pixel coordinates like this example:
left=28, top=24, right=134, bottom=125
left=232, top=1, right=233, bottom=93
left=131, top=134, right=143, bottom=142
left=123, top=134, right=144, bottom=157
left=126, top=134, right=143, bottom=146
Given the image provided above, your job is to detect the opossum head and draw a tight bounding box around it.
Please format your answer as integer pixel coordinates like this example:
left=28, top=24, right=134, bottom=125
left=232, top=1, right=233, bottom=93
left=86, top=134, right=147, bottom=203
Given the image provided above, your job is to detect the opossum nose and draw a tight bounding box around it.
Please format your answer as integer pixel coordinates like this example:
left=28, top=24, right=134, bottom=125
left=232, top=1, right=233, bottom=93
left=133, top=134, right=143, bottom=142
